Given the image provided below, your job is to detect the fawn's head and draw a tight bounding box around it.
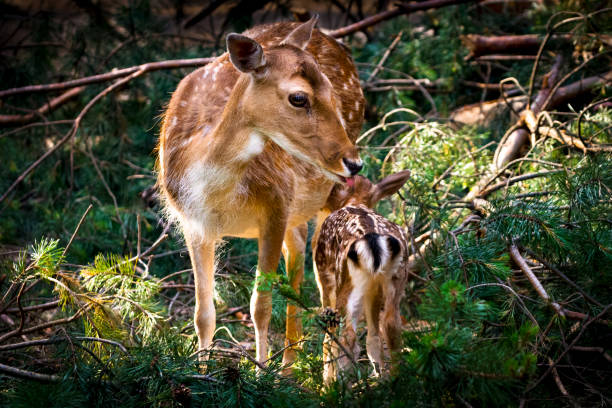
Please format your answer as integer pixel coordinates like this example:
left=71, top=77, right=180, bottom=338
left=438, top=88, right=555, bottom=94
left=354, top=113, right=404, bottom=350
left=226, top=16, right=362, bottom=181
left=324, top=170, right=411, bottom=211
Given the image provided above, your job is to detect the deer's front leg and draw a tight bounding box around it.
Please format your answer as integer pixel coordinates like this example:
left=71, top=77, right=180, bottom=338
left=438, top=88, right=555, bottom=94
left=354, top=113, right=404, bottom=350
left=281, top=223, right=307, bottom=367
left=252, top=216, right=286, bottom=364
left=186, top=236, right=217, bottom=359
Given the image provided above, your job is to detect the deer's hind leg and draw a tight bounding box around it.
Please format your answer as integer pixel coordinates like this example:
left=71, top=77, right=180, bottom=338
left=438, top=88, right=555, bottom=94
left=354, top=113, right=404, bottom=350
left=281, top=223, right=307, bottom=367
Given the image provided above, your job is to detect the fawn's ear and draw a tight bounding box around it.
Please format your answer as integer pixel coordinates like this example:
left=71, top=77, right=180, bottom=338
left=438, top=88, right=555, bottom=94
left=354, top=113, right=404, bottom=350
left=281, top=14, right=318, bottom=50
left=371, top=170, right=411, bottom=204
left=227, top=34, right=267, bottom=75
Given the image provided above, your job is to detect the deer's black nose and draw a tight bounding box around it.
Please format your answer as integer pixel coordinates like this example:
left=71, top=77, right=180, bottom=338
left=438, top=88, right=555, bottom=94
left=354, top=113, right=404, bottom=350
left=343, top=158, right=363, bottom=176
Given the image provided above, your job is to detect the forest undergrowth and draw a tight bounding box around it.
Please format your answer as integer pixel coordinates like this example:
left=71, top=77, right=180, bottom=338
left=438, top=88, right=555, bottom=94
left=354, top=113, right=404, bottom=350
left=0, top=1, right=610, bottom=406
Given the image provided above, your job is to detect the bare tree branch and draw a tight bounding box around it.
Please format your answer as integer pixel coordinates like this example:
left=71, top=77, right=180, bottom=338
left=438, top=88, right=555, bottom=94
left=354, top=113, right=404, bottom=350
left=0, top=58, right=213, bottom=99
left=0, top=87, right=85, bottom=126
left=0, top=363, right=60, bottom=382
left=328, top=0, right=480, bottom=38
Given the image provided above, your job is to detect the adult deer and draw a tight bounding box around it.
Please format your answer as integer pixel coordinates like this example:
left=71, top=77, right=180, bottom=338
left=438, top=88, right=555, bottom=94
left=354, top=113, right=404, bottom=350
left=314, top=170, right=411, bottom=383
left=157, top=16, right=365, bottom=366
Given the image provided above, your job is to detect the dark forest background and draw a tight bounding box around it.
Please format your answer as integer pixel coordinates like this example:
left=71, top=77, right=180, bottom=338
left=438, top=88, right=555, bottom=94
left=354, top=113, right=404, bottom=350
left=0, top=0, right=610, bottom=406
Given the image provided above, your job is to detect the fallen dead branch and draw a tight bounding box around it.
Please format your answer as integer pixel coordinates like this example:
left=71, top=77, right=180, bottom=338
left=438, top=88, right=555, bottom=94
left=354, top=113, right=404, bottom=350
left=462, top=34, right=571, bottom=59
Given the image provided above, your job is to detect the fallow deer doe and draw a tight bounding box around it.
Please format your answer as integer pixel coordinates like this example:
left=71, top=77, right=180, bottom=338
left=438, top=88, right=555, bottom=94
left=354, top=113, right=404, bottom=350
left=314, top=170, right=411, bottom=382
left=157, top=16, right=365, bottom=366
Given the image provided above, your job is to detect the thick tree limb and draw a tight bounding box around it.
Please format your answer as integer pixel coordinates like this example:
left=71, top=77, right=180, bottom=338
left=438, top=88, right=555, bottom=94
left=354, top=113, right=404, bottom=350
left=494, top=54, right=563, bottom=168
left=463, top=34, right=571, bottom=59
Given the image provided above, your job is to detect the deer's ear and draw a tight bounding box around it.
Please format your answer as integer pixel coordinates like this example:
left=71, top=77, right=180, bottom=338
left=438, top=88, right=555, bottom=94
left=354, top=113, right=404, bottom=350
left=371, top=170, right=411, bottom=204
left=281, top=14, right=318, bottom=50
left=227, top=34, right=267, bottom=74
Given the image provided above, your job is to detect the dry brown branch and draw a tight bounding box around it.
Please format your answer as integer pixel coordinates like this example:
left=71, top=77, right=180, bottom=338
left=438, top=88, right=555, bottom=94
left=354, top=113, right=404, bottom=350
left=548, top=357, right=579, bottom=408
left=182, top=0, right=229, bottom=29
left=476, top=55, right=536, bottom=61
left=62, top=204, right=93, bottom=258
left=522, top=250, right=604, bottom=308
left=5, top=300, right=60, bottom=314
left=366, top=30, right=404, bottom=82
left=0, top=306, right=88, bottom=343
left=571, top=346, right=612, bottom=364
left=364, top=78, right=446, bottom=89
left=462, top=80, right=518, bottom=91
left=509, top=244, right=564, bottom=314
left=561, top=309, right=610, bottom=325
left=0, top=58, right=213, bottom=99
left=0, top=336, right=128, bottom=354
left=507, top=246, right=610, bottom=326
left=0, top=362, right=60, bottom=382
left=478, top=170, right=561, bottom=197
left=0, top=87, right=85, bottom=126
left=328, top=0, right=481, bottom=38
left=0, top=120, right=75, bottom=139
left=463, top=34, right=546, bottom=58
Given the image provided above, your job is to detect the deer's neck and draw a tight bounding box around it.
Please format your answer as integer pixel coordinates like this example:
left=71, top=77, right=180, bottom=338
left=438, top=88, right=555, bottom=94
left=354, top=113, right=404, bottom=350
left=204, top=76, right=264, bottom=166
left=179, top=76, right=265, bottom=209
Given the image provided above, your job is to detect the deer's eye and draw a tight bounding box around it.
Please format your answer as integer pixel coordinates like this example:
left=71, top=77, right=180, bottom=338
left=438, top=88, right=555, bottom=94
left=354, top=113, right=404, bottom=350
left=288, top=92, right=308, bottom=108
